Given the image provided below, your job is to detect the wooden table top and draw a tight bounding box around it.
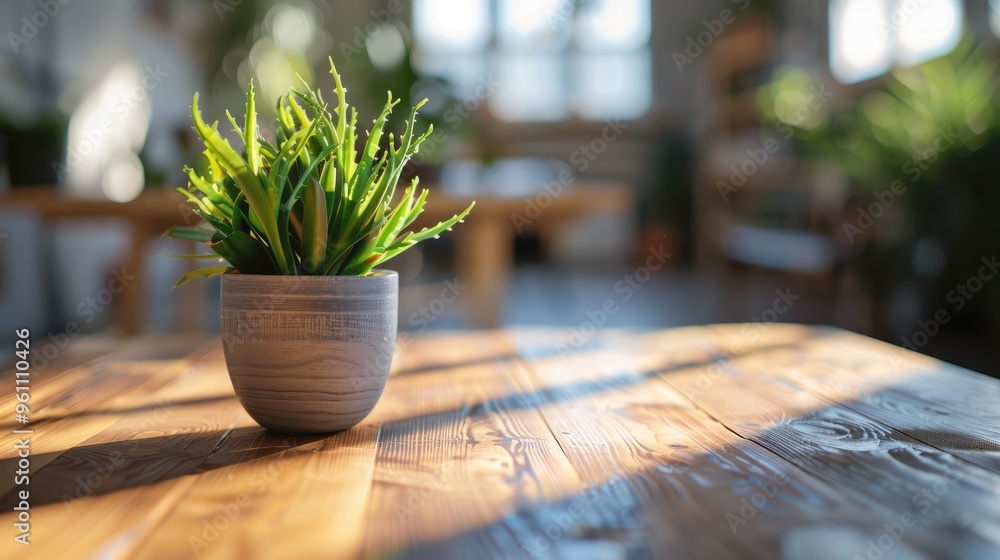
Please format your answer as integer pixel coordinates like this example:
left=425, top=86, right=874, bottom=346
left=2, top=325, right=999, bottom=559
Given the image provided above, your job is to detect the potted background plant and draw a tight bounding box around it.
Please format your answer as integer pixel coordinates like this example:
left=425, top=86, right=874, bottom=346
left=166, top=60, right=474, bottom=434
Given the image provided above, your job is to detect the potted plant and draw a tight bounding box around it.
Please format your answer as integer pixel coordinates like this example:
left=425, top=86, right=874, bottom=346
left=166, top=59, right=474, bottom=434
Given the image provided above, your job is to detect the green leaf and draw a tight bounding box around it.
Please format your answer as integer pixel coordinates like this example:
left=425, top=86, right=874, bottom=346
left=171, top=66, right=474, bottom=280
left=245, top=80, right=261, bottom=175
left=191, top=92, right=289, bottom=273
left=283, top=143, right=338, bottom=212
left=225, top=110, right=243, bottom=137
left=173, top=266, right=231, bottom=287
left=377, top=183, right=416, bottom=248
left=214, top=231, right=276, bottom=275
left=405, top=201, right=475, bottom=243
left=158, top=254, right=225, bottom=260
left=302, top=178, right=328, bottom=274
left=164, top=226, right=215, bottom=242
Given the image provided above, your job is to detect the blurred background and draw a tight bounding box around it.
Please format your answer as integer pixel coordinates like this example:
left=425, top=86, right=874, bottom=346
left=1, top=0, right=998, bottom=375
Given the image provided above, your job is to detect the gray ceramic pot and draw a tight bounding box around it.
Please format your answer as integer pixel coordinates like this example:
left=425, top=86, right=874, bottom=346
left=220, top=271, right=397, bottom=433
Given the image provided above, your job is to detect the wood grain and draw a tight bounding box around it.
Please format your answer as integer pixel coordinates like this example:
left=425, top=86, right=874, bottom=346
left=364, top=332, right=582, bottom=558
left=501, top=329, right=902, bottom=559
left=1, top=325, right=998, bottom=560
left=619, top=325, right=1000, bottom=559
left=221, top=272, right=397, bottom=434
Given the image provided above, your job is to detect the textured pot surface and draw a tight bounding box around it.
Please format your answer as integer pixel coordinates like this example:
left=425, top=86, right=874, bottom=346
left=220, top=271, right=397, bottom=433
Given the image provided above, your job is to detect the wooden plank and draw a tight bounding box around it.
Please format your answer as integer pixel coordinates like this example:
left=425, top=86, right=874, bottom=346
left=0, top=335, right=121, bottom=383
left=363, top=331, right=583, bottom=559
left=129, top=424, right=376, bottom=560
left=0, top=336, right=132, bottom=426
left=391, top=331, right=520, bottom=378
left=0, top=335, right=237, bottom=558
left=3, top=327, right=997, bottom=559
left=720, top=327, right=1000, bottom=474
left=494, top=329, right=915, bottom=560
left=620, top=325, right=1000, bottom=559
left=0, top=335, right=215, bottom=433
left=0, top=336, right=215, bottom=498
left=0, top=472, right=201, bottom=559
left=0, top=397, right=248, bottom=510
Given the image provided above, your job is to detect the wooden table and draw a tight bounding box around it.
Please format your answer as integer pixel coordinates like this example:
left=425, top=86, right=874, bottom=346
left=2, top=325, right=998, bottom=559
left=0, top=183, right=634, bottom=332
left=424, top=183, right=635, bottom=328
left=0, top=188, right=197, bottom=336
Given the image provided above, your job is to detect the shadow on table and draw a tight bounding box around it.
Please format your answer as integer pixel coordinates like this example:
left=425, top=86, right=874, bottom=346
left=0, top=425, right=334, bottom=510
left=0, top=336, right=792, bottom=511
left=5, top=326, right=999, bottom=560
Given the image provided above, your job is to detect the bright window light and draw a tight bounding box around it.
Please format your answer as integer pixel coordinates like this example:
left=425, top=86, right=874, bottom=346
left=491, top=54, right=569, bottom=122
left=413, top=0, right=652, bottom=122
left=577, top=0, right=651, bottom=50
left=573, top=52, right=651, bottom=120
left=410, top=52, right=486, bottom=99
left=413, top=0, right=489, bottom=51
left=895, top=0, right=962, bottom=67
left=65, top=62, right=150, bottom=199
left=992, top=0, right=1000, bottom=38
left=366, top=24, right=407, bottom=71
left=829, top=0, right=893, bottom=84
left=269, top=4, right=315, bottom=52
left=499, top=0, right=569, bottom=49
left=830, top=0, right=963, bottom=84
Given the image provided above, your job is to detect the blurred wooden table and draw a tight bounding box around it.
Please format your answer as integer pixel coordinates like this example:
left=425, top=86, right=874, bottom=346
left=0, top=188, right=199, bottom=335
left=417, top=182, right=635, bottom=328
left=1, top=183, right=635, bottom=332
left=2, top=325, right=999, bottom=559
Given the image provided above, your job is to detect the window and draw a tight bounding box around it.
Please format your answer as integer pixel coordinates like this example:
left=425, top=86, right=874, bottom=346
left=991, top=0, right=1000, bottom=38
left=829, top=0, right=963, bottom=84
left=413, top=0, right=652, bottom=121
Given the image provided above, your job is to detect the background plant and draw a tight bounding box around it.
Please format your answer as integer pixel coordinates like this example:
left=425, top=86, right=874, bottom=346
left=166, top=58, right=474, bottom=284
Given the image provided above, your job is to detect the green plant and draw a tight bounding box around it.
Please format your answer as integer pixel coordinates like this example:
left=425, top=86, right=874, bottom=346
left=165, top=59, right=474, bottom=284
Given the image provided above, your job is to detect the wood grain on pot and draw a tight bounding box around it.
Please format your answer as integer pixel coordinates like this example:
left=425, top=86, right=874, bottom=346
left=220, top=271, right=397, bottom=434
